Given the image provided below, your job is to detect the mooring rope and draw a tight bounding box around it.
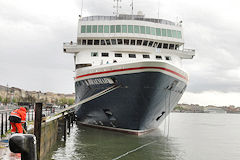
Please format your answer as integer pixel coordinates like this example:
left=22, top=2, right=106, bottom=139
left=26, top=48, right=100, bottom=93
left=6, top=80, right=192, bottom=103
left=112, top=140, right=157, bottom=160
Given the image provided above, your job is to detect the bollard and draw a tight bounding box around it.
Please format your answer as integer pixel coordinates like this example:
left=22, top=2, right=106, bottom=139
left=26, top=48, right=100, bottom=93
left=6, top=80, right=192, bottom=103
left=9, top=134, right=37, bottom=160
left=5, top=112, right=8, bottom=133
left=34, top=103, right=42, bottom=160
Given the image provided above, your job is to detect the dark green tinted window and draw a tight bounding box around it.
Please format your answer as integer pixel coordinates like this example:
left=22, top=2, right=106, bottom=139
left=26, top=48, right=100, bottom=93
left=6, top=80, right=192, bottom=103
left=172, top=30, right=177, bottom=38
left=167, top=29, right=172, bottom=37
left=146, top=27, right=150, bottom=34
left=177, top=31, right=182, bottom=39
left=134, top=25, right=139, bottom=33
left=116, top=25, right=121, bottom=33
left=98, top=25, right=103, bottom=33
left=128, top=25, right=133, bottom=33
left=122, top=25, right=127, bottom=33
left=92, top=25, right=97, bottom=33
left=110, top=25, right=115, bottom=33
left=81, top=25, right=86, bottom=33
left=156, top=28, right=161, bottom=36
left=140, top=26, right=145, bottom=34
left=162, top=29, right=166, bottom=36
left=104, top=25, right=109, bottom=33
left=87, top=25, right=91, bottom=33
left=150, top=27, right=155, bottom=35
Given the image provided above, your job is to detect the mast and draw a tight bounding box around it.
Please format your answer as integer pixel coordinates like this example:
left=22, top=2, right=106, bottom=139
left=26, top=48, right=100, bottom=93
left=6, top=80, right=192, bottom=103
left=113, top=0, right=121, bottom=17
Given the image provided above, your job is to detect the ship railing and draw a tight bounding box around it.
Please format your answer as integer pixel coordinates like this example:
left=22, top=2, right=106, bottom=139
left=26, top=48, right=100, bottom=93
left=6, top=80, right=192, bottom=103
left=63, top=42, right=78, bottom=46
left=183, top=48, right=195, bottom=55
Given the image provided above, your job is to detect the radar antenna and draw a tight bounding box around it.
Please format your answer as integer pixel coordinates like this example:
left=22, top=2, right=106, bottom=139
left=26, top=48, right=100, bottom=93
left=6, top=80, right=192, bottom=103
left=113, top=0, right=121, bottom=17
left=130, top=0, right=134, bottom=18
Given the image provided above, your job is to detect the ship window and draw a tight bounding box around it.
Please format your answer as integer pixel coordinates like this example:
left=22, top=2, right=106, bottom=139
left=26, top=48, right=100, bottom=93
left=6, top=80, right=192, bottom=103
left=91, top=52, right=98, bottom=57
left=150, top=27, right=155, bottom=35
left=137, top=40, right=142, bottom=45
left=128, top=25, right=133, bottom=33
left=92, top=25, right=97, bottom=33
left=87, top=40, right=93, bottom=45
left=172, top=30, right=177, bottom=38
left=163, top=43, right=168, bottom=49
left=124, top=39, right=129, bottom=45
left=177, top=31, right=182, bottom=39
left=106, top=39, right=111, bottom=45
left=122, top=25, right=127, bottom=33
left=110, top=25, right=115, bottom=33
left=140, top=26, right=145, bottom=34
left=117, top=39, right=123, bottom=45
left=143, top=40, right=148, bottom=46
left=102, top=52, right=109, bottom=57
left=98, top=25, right=103, bottom=33
left=167, top=29, right=172, bottom=37
left=116, top=25, right=121, bottom=33
left=148, top=41, right=153, bottom=47
left=143, top=54, right=150, bottom=58
left=175, top=44, right=179, bottom=50
left=129, top=54, right=136, bottom=58
left=156, top=28, right=161, bottom=36
left=130, top=39, right=135, bottom=45
left=115, top=53, right=122, bottom=57
left=165, top=56, right=171, bottom=60
left=134, top=25, right=139, bottom=33
left=87, top=25, right=91, bottom=33
left=101, top=40, right=106, bottom=45
left=157, top=43, right=162, bottom=48
left=146, top=26, right=150, bottom=34
left=169, top=44, right=174, bottom=49
left=77, top=39, right=81, bottom=45
left=76, top=64, right=92, bottom=69
left=81, top=25, right=86, bottom=33
left=153, top=42, right=158, bottom=47
left=162, top=29, right=167, bottom=36
left=94, top=40, right=99, bottom=45
left=156, top=55, right=162, bottom=60
left=82, top=39, right=86, bottom=45
left=111, top=39, right=116, bottom=45
left=104, top=25, right=109, bottom=33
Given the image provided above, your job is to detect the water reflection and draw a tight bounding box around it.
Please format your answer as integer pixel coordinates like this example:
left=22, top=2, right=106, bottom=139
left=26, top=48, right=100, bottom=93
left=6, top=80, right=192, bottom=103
left=49, top=124, right=179, bottom=160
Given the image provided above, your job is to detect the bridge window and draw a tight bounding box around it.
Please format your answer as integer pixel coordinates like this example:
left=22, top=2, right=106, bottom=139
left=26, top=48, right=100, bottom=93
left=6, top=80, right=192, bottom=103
left=146, top=26, right=150, bottom=34
left=91, top=52, right=98, bottom=57
left=143, top=40, right=148, bottom=46
left=124, top=39, right=129, bottom=45
left=111, top=39, right=116, bottom=45
left=143, top=54, right=150, bottom=58
left=162, top=29, right=166, bottom=36
left=110, top=25, right=115, bottom=33
left=130, top=39, right=135, bottom=45
left=157, top=43, right=162, bottom=48
left=98, top=25, right=103, bottom=33
left=169, top=44, right=174, bottom=49
left=153, top=42, right=158, bottom=47
left=102, top=53, right=109, bottom=57
left=148, top=41, right=153, bottom=47
left=92, top=25, right=97, bottom=33
left=104, top=25, right=109, bottom=33
left=134, top=25, right=139, bottom=33
left=128, top=25, right=133, bottom=33
left=156, top=28, right=161, bottom=36
left=167, top=29, right=172, bottom=37
left=156, top=55, right=162, bottom=60
left=101, top=40, right=106, bottom=45
left=87, top=40, right=93, bottom=45
left=122, top=25, right=127, bottom=33
left=81, top=25, right=86, bottom=33
left=82, top=39, right=86, bottom=45
left=115, top=53, right=122, bottom=57
left=165, top=56, right=171, bottom=60
left=172, top=30, right=177, bottom=38
left=137, top=40, right=142, bottom=45
left=94, top=40, right=99, bottom=45
left=177, top=31, right=182, bottom=39
left=163, top=43, right=168, bottom=49
left=175, top=44, right=179, bottom=50
left=117, top=39, right=123, bottom=45
left=116, top=25, right=121, bottom=33
left=106, top=39, right=111, bottom=45
left=140, top=26, right=145, bottom=34
left=129, top=54, right=136, bottom=58
left=87, top=25, right=91, bottom=33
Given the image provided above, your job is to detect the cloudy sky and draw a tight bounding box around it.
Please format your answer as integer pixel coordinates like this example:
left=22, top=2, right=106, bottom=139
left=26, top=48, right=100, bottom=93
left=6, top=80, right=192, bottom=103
left=0, top=0, right=240, bottom=106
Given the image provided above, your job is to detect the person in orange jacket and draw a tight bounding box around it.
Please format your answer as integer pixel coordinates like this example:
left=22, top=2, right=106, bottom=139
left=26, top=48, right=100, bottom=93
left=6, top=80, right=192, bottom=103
left=9, top=106, right=29, bottom=134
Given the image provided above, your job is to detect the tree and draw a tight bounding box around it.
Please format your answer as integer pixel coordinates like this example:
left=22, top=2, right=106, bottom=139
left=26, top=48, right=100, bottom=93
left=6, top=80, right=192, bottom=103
left=67, top=98, right=75, bottom=105
left=0, top=96, right=2, bottom=102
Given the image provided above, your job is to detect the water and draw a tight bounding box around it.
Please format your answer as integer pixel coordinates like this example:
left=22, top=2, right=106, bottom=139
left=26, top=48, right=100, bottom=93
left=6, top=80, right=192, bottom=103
left=48, top=113, right=240, bottom=160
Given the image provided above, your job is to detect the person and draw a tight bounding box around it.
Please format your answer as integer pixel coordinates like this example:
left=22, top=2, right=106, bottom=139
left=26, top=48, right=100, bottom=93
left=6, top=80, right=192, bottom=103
left=9, top=106, right=29, bottom=134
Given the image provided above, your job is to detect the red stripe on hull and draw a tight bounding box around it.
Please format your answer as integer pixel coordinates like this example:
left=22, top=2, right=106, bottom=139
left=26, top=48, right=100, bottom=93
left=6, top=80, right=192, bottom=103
left=75, top=67, right=188, bottom=81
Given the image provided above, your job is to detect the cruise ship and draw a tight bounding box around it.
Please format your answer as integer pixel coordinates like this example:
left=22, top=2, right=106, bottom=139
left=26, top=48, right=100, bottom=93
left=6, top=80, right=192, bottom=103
left=63, top=13, right=195, bottom=135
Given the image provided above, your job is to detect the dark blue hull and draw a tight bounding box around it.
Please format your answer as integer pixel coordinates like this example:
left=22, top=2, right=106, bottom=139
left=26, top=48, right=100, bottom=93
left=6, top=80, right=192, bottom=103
left=75, top=71, right=186, bottom=133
